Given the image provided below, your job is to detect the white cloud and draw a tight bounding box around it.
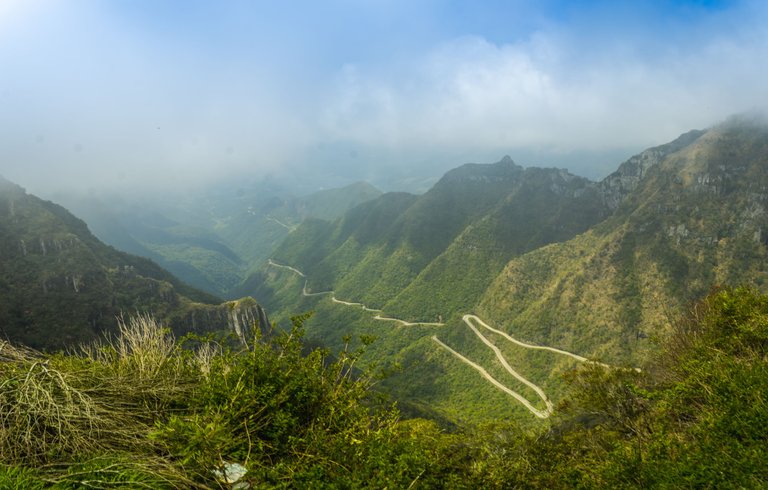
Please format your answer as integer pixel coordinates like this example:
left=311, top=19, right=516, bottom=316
left=3, top=1, right=768, bottom=193
left=318, top=10, right=768, bottom=160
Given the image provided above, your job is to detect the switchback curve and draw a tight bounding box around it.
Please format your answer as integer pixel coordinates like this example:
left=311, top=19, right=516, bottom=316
left=266, top=259, right=630, bottom=419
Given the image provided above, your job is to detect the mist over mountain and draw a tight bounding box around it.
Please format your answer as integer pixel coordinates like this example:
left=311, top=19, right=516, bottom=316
left=0, top=177, right=266, bottom=350
left=243, top=115, right=768, bottom=423
left=3, top=1, right=768, bottom=485
left=52, top=181, right=382, bottom=297
left=3, top=2, right=768, bottom=197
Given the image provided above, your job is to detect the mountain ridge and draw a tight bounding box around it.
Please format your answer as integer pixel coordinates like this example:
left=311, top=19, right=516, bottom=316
left=0, top=178, right=264, bottom=350
left=249, top=117, right=768, bottom=423
left=55, top=180, right=383, bottom=297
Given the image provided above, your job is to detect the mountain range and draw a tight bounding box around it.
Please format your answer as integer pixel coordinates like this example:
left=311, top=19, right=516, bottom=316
left=241, top=114, right=768, bottom=423
left=4, top=114, right=768, bottom=424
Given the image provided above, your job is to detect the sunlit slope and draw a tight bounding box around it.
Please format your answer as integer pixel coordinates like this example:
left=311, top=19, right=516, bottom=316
left=264, top=157, right=607, bottom=312
left=478, top=117, right=768, bottom=366
left=384, top=167, right=607, bottom=321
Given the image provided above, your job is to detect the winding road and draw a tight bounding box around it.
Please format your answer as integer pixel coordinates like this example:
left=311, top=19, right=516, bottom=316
left=461, top=315, right=612, bottom=368
left=431, top=335, right=551, bottom=419
left=457, top=315, right=554, bottom=416
left=266, top=217, right=296, bottom=232
left=266, top=259, right=631, bottom=419
left=372, top=314, right=445, bottom=327
left=331, top=297, right=382, bottom=312
left=267, top=259, right=305, bottom=277
left=301, top=281, right=333, bottom=297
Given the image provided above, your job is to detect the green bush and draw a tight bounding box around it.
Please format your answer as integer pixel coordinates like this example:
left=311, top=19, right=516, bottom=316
left=5, top=287, right=768, bottom=487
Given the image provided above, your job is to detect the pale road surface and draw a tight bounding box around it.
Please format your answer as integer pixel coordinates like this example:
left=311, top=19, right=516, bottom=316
left=266, top=259, right=305, bottom=277
left=372, top=314, right=445, bottom=327
left=331, top=297, right=382, bottom=313
left=462, top=315, right=612, bottom=369
left=266, top=217, right=295, bottom=232
left=269, top=260, right=445, bottom=325
left=266, top=259, right=628, bottom=418
left=302, top=281, right=333, bottom=297
left=431, top=336, right=551, bottom=419
left=462, top=316, right=554, bottom=414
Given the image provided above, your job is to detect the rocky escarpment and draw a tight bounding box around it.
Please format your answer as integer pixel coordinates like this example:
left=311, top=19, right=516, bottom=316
left=598, top=129, right=706, bottom=210
left=170, top=297, right=273, bottom=348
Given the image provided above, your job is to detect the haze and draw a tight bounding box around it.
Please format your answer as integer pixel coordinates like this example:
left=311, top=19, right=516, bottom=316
left=1, top=0, right=767, bottom=196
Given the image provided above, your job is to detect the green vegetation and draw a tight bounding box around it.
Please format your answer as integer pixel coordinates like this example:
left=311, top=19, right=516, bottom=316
left=246, top=119, right=768, bottom=428
left=0, top=313, right=471, bottom=488
left=59, top=181, right=382, bottom=297
left=0, top=177, right=267, bottom=350
left=493, top=286, right=768, bottom=487
left=479, top=119, right=768, bottom=369
left=7, top=119, right=768, bottom=485
left=256, top=158, right=608, bottom=325
left=3, top=287, right=768, bottom=487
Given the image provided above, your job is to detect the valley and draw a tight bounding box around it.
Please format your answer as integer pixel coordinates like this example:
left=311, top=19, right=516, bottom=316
left=4, top=115, right=768, bottom=426
left=55, top=181, right=382, bottom=298
left=267, top=258, right=631, bottom=419
left=237, top=116, right=768, bottom=425
left=3, top=117, right=768, bottom=486
left=4, top=1, right=768, bottom=485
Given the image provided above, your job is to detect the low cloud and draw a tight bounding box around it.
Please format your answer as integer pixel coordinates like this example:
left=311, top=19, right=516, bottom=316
left=319, top=15, right=768, bottom=160
left=1, top=1, right=768, bottom=193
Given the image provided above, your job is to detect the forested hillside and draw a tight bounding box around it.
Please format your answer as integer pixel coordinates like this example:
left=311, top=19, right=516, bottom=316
left=248, top=116, right=768, bottom=425
left=0, top=178, right=263, bottom=350
left=478, top=116, right=768, bottom=365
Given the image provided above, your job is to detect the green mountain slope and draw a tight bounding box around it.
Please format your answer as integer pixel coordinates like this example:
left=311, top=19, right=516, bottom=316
left=58, top=181, right=382, bottom=297
left=478, top=116, right=768, bottom=366
left=246, top=116, right=768, bottom=425
left=242, top=157, right=618, bottom=423
left=261, top=157, right=605, bottom=312
left=0, top=178, right=262, bottom=350
left=384, top=166, right=608, bottom=321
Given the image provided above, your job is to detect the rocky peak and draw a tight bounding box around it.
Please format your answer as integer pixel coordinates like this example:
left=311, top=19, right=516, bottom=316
left=439, top=156, right=523, bottom=185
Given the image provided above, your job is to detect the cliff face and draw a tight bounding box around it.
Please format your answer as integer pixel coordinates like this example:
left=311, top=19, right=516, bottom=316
left=598, top=129, right=706, bottom=211
left=169, top=297, right=273, bottom=347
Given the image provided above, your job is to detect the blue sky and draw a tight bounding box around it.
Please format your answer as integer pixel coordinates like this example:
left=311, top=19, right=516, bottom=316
left=0, top=0, right=766, bottom=193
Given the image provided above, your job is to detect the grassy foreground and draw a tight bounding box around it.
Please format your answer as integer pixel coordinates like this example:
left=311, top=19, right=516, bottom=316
left=3, top=287, right=768, bottom=488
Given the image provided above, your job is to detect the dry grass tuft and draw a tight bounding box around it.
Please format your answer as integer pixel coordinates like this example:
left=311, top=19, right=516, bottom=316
left=0, top=341, right=109, bottom=462
left=0, top=314, right=243, bottom=487
left=0, top=315, right=199, bottom=467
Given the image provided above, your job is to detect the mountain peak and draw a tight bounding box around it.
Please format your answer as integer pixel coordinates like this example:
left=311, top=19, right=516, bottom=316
left=439, top=156, right=523, bottom=186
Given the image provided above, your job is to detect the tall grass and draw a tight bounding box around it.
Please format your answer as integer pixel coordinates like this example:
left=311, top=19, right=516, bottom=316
left=0, top=313, right=418, bottom=488
left=0, top=315, right=208, bottom=488
left=0, top=340, right=103, bottom=462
